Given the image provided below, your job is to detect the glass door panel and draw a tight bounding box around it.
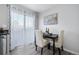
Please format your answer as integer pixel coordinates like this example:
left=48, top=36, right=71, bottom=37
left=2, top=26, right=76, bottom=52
left=11, top=11, right=24, bottom=49
left=24, top=15, right=35, bottom=44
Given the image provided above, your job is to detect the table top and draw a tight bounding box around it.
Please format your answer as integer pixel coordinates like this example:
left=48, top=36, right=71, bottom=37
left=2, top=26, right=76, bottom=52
left=43, top=33, right=58, bottom=39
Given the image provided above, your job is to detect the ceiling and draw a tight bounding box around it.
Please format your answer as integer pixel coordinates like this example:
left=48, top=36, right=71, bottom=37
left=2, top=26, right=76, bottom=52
left=22, top=4, right=57, bottom=13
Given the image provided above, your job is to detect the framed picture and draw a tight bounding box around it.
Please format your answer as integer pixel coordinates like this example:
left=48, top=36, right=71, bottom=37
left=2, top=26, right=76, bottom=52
left=44, top=13, right=58, bottom=25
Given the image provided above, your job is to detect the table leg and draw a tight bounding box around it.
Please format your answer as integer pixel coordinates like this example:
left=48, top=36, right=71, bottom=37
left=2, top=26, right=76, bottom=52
left=53, top=39, right=55, bottom=55
left=48, top=43, right=50, bottom=49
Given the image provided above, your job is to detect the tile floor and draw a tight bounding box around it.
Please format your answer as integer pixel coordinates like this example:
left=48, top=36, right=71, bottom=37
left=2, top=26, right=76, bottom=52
left=10, top=43, right=73, bottom=55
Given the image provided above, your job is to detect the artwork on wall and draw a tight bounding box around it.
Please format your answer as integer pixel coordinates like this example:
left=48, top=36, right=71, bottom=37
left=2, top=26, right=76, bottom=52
left=44, top=13, right=58, bottom=25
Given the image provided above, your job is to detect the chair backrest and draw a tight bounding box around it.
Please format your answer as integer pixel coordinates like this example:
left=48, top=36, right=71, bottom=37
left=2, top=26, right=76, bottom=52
left=58, top=30, right=64, bottom=46
left=35, top=30, right=44, bottom=47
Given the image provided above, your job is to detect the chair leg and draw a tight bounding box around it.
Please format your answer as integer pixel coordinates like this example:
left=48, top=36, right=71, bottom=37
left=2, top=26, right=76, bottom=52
left=61, top=46, right=64, bottom=51
left=35, top=45, right=37, bottom=51
left=41, top=48, right=43, bottom=55
left=58, top=48, right=61, bottom=55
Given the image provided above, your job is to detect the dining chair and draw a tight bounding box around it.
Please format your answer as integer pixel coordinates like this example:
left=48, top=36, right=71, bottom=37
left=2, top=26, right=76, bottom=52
left=49, top=30, right=64, bottom=55
left=35, top=30, right=49, bottom=55
left=55, top=30, right=64, bottom=54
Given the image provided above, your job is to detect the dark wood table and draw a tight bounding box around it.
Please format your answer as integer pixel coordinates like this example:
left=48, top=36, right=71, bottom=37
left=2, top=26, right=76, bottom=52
left=43, top=33, right=58, bottom=55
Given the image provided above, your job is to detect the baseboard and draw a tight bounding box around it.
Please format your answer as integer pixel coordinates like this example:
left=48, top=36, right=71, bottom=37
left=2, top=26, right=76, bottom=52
left=64, top=48, right=79, bottom=55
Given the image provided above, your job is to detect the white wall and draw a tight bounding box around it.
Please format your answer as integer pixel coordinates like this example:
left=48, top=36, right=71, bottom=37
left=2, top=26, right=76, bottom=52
left=0, top=5, right=9, bottom=28
left=39, top=4, right=79, bottom=54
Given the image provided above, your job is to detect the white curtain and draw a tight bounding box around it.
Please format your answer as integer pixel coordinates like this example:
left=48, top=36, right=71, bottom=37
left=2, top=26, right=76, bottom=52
left=10, top=5, right=35, bottom=50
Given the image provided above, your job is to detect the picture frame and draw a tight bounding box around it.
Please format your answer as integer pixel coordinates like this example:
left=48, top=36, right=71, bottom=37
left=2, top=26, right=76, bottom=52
left=44, top=13, right=58, bottom=25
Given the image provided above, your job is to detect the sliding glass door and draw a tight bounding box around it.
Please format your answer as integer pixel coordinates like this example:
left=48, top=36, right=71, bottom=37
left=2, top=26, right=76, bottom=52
left=10, top=6, right=35, bottom=50
left=24, top=15, right=35, bottom=44
left=11, top=9, right=25, bottom=49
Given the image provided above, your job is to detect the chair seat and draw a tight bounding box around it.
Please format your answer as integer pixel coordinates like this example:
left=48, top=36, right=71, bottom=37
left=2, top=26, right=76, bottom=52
left=49, top=40, right=62, bottom=48
left=43, top=39, right=48, bottom=44
left=37, top=39, right=49, bottom=48
left=55, top=42, right=61, bottom=48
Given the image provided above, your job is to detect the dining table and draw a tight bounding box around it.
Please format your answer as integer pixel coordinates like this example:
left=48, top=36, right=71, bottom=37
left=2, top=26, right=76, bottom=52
left=43, top=32, right=58, bottom=55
